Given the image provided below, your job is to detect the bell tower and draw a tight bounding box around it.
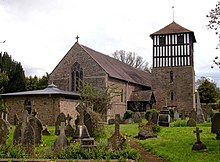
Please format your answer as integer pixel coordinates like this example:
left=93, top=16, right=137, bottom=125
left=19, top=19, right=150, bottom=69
left=150, top=21, right=196, bottom=113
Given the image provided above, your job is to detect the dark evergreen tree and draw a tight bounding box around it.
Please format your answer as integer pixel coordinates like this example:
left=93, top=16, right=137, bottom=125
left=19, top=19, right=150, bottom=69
left=25, top=73, right=49, bottom=91
left=0, top=52, right=26, bottom=93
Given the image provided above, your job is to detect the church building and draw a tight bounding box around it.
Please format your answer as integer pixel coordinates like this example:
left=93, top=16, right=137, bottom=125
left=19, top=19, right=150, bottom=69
left=49, top=40, right=155, bottom=121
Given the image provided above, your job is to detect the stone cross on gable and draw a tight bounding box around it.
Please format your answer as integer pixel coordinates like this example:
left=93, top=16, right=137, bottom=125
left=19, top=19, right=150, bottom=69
left=115, top=114, right=120, bottom=136
left=76, top=35, right=80, bottom=42
left=194, top=127, right=202, bottom=143
left=59, top=122, right=66, bottom=135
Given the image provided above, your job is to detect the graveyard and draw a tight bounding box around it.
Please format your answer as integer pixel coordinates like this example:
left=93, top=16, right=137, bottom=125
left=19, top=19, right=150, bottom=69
left=0, top=107, right=220, bottom=162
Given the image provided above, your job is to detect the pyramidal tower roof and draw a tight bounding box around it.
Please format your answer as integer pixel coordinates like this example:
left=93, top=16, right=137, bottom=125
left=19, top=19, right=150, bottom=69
left=150, top=21, right=196, bottom=42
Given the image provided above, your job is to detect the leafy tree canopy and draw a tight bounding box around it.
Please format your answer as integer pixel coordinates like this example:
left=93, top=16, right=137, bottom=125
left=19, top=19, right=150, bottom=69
left=197, top=77, right=219, bottom=104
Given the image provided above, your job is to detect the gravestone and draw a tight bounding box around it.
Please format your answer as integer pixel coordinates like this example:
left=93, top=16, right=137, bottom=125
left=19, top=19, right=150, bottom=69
left=189, top=110, right=197, bottom=122
left=53, top=122, right=69, bottom=154
left=13, top=110, right=35, bottom=155
left=72, top=104, right=95, bottom=148
left=138, top=120, right=157, bottom=139
left=65, top=114, right=74, bottom=137
left=195, top=91, right=205, bottom=123
left=42, top=125, right=50, bottom=136
left=29, top=109, right=43, bottom=144
left=14, top=113, right=19, bottom=126
left=108, top=114, right=126, bottom=150
left=132, top=112, right=142, bottom=123
left=84, top=112, right=95, bottom=137
left=211, top=113, right=220, bottom=133
left=174, top=110, right=179, bottom=121
left=192, top=127, right=207, bottom=151
left=158, top=107, right=170, bottom=127
left=0, top=118, right=9, bottom=145
left=149, top=111, right=158, bottom=124
left=187, top=118, right=197, bottom=127
left=55, top=112, right=66, bottom=135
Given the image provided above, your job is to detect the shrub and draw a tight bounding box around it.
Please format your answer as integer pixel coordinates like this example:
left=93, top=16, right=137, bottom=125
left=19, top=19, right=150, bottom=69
left=123, top=110, right=133, bottom=119
left=145, top=109, right=159, bottom=121
left=172, top=119, right=187, bottom=127
left=152, top=124, right=161, bottom=133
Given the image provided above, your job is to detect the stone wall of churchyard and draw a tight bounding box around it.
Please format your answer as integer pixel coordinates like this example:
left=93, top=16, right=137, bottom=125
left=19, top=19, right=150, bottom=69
left=4, top=95, right=79, bottom=126
left=49, top=43, right=107, bottom=91
left=107, top=78, right=146, bottom=120
left=151, top=66, right=195, bottom=113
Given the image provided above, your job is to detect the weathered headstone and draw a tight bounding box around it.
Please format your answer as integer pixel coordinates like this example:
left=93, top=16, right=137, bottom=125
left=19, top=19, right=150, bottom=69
left=108, top=114, right=126, bottom=150
left=55, top=112, right=66, bottom=135
left=195, top=91, right=205, bottom=123
left=14, top=113, right=19, bottom=126
left=42, top=125, right=50, bottom=136
left=189, top=110, right=197, bottom=122
left=211, top=113, right=220, bottom=133
left=73, top=104, right=95, bottom=148
left=29, top=109, right=43, bottom=144
left=187, top=118, right=197, bottom=127
left=137, top=120, right=157, bottom=139
left=174, top=110, right=179, bottom=121
left=149, top=111, right=158, bottom=124
left=84, top=112, right=94, bottom=136
left=192, top=127, right=207, bottom=151
left=13, top=110, right=35, bottom=155
left=53, top=122, right=69, bottom=154
left=0, top=118, right=9, bottom=145
left=65, top=114, right=75, bottom=137
left=158, top=107, right=170, bottom=127
left=132, top=112, right=142, bottom=123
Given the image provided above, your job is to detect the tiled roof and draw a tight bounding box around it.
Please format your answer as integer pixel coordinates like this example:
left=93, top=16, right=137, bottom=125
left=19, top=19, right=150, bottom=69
left=0, top=83, right=80, bottom=98
left=150, top=21, right=193, bottom=35
left=128, top=90, right=155, bottom=101
left=80, top=44, right=152, bottom=88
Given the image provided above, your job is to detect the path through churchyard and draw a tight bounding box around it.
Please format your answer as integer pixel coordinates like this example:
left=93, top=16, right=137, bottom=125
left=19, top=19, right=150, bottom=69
left=128, top=137, right=164, bottom=162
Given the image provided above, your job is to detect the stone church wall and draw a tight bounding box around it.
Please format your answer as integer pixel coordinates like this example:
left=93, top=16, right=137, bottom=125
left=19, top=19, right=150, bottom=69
left=4, top=95, right=78, bottom=126
left=151, top=66, right=195, bottom=113
left=49, top=43, right=107, bottom=91
left=107, top=78, right=146, bottom=120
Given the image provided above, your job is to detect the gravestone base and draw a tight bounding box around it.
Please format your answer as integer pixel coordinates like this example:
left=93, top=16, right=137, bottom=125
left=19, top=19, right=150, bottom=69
left=192, top=142, right=207, bottom=151
left=73, top=138, right=96, bottom=148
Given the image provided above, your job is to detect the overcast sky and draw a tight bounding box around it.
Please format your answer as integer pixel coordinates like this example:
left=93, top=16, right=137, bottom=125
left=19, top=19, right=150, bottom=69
left=0, top=0, right=220, bottom=86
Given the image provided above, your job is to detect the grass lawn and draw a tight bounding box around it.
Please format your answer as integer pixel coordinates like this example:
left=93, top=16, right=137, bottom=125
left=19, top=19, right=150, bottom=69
left=107, top=120, right=220, bottom=162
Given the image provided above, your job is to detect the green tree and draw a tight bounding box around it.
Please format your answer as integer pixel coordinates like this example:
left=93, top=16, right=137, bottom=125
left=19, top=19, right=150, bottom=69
left=0, top=52, right=26, bottom=93
left=197, top=77, right=218, bottom=104
left=0, top=70, right=9, bottom=93
left=25, top=73, right=49, bottom=90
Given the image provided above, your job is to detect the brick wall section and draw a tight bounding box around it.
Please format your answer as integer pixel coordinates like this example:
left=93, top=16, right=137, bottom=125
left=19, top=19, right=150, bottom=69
left=151, top=66, right=195, bottom=113
left=4, top=95, right=79, bottom=126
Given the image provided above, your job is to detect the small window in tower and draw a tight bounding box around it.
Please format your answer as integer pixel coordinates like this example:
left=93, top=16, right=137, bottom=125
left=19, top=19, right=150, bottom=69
left=171, top=91, right=174, bottom=101
left=159, top=36, right=166, bottom=45
left=170, top=71, right=173, bottom=83
left=177, top=34, right=184, bottom=44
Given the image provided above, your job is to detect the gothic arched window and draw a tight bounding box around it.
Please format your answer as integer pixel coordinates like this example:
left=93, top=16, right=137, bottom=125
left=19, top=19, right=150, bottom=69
left=71, top=62, right=83, bottom=92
